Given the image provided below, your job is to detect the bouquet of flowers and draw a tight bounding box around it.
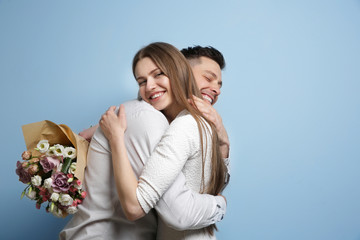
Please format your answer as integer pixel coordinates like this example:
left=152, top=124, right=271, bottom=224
left=16, top=120, right=89, bottom=217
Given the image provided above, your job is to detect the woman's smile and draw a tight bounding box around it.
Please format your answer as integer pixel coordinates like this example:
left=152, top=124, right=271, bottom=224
left=149, top=91, right=165, bottom=101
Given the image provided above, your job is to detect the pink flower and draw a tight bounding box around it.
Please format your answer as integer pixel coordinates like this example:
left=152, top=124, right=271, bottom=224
left=81, top=191, right=87, bottom=199
left=38, top=187, right=51, bottom=202
left=28, top=164, right=39, bottom=175
left=76, top=180, right=82, bottom=186
left=15, top=161, right=31, bottom=184
left=40, top=156, right=60, bottom=173
left=29, top=158, right=39, bottom=164
left=69, top=186, right=77, bottom=193
left=71, top=199, right=81, bottom=207
left=52, top=172, right=71, bottom=192
left=72, top=199, right=82, bottom=206
left=22, top=162, right=29, bottom=168
left=22, top=151, right=32, bottom=160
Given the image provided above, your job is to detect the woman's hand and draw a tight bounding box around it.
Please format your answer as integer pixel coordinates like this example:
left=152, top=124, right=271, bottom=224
left=99, top=104, right=127, bottom=143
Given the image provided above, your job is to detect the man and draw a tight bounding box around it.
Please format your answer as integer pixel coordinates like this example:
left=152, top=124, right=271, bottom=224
left=60, top=46, right=230, bottom=239
left=182, top=46, right=230, bottom=159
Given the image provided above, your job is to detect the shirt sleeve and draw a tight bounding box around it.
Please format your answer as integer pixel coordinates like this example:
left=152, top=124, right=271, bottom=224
left=221, top=157, right=231, bottom=193
left=154, top=172, right=226, bottom=231
left=136, top=113, right=202, bottom=213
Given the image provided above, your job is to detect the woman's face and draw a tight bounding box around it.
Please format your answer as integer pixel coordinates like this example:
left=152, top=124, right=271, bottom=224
left=135, top=57, right=174, bottom=113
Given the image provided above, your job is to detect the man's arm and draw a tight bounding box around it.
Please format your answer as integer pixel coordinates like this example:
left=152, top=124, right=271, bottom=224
left=79, top=124, right=99, bottom=142
left=155, top=173, right=226, bottom=231
left=60, top=128, right=114, bottom=239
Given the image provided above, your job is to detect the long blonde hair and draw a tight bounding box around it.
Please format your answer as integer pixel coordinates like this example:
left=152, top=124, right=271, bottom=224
left=132, top=42, right=227, bottom=235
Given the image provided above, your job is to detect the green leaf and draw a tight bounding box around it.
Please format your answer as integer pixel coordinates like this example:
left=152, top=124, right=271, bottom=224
left=21, top=191, right=25, bottom=199
left=61, top=157, right=72, bottom=174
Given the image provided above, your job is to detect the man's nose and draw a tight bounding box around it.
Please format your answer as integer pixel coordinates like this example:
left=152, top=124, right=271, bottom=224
left=211, top=82, right=221, bottom=96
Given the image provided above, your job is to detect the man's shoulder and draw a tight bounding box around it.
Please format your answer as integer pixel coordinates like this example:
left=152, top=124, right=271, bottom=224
left=123, top=100, right=167, bottom=123
left=122, top=99, right=146, bottom=108
left=123, top=99, right=158, bottom=114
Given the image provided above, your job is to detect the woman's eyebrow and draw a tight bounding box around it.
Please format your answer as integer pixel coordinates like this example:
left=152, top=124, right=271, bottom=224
left=136, top=76, right=144, bottom=81
left=136, top=68, right=160, bottom=81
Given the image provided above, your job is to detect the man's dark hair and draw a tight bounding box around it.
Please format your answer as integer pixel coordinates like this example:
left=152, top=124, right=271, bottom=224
left=181, top=45, right=225, bottom=70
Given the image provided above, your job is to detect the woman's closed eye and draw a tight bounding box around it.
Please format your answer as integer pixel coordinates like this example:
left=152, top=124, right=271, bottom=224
left=155, top=71, right=165, bottom=78
left=138, top=79, right=147, bottom=86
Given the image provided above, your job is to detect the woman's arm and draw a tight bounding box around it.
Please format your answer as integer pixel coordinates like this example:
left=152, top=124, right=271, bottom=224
left=101, top=106, right=203, bottom=221
left=155, top=173, right=227, bottom=231
left=135, top=111, right=206, bottom=213
left=101, top=103, right=209, bottom=223
left=100, top=105, right=145, bottom=221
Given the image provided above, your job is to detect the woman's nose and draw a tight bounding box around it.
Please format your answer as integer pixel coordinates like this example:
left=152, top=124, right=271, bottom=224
left=145, top=77, right=156, bottom=91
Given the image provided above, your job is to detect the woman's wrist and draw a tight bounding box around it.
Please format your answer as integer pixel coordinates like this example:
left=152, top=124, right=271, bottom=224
left=109, top=133, right=125, bottom=148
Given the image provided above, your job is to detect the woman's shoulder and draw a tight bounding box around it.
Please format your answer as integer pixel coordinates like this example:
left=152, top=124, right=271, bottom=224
left=170, top=110, right=196, bottom=127
left=170, top=110, right=211, bottom=135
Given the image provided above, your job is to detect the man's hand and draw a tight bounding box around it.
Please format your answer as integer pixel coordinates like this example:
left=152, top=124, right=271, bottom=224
left=189, top=96, right=230, bottom=158
left=79, top=124, right=99, bottom=142
left=218, top=194, right=227, bottom=205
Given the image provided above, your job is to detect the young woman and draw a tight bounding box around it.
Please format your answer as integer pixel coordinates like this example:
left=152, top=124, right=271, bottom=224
left=100, top=42, right=227, bottom=239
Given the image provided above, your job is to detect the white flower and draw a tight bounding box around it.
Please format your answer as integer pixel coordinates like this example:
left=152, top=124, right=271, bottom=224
left=54, top=144, right=65, bottom=157
left=59, top=194, right=73, bottom=206
left=64, top=147, right=76, bottom=159
left=46, top=146, right=56, bottom=156
left=51, top=206, right=64, bottom=218
left=53, top=163, right=63, bottom=175
left=31, top=175, right=42, bottom=186
left=51, top=192, right=60, bottom=202
left=26, top=190, right=37, bottom=200
left=44, top=178, right=53, bottom=189
left=66, top=206, right=78, bottom=214
left=68, top=163, right=76, bottom=174
left=37, top=140, right=49, bottom=153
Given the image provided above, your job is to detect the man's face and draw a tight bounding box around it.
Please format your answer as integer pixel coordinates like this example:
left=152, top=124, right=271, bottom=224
left=190, top=57, right=222, bottom=105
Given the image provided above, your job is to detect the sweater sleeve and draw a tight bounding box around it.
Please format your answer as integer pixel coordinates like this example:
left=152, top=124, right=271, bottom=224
left=136, top=112, right=201, bottom=213
left=155, top=172, right=226, bottom=230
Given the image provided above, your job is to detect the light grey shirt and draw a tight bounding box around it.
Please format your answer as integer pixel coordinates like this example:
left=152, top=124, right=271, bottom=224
left=59, top=100, right=226, bottom=240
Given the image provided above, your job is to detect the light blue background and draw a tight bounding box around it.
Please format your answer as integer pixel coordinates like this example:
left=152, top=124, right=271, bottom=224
left=1, top=0, right=359, bottom=239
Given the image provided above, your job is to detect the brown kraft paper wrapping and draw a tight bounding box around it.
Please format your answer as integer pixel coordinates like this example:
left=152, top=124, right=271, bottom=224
left=21, top=120, right=89, bottom=182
